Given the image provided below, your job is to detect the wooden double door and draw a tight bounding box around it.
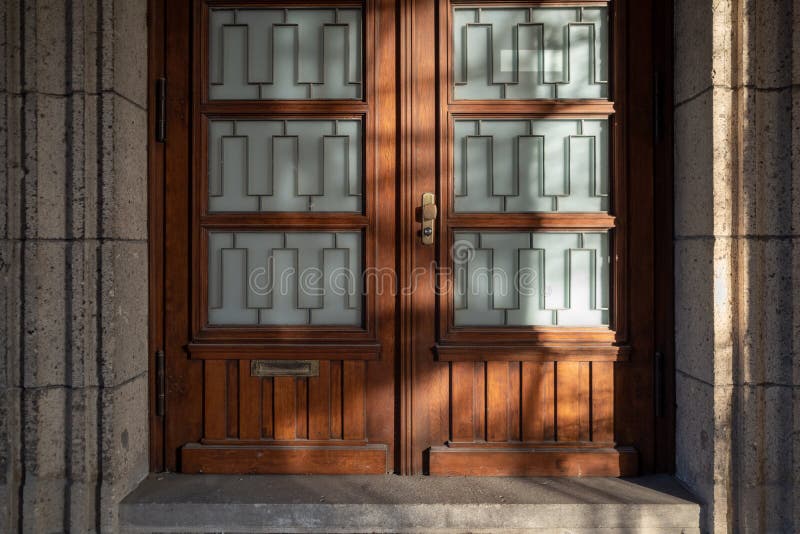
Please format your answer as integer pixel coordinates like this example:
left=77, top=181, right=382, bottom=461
left=150, top=0, right=672, bottom=475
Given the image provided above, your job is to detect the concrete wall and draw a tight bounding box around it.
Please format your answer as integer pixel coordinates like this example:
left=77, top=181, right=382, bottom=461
left=674, top=0, right=800, bottom=532
left=0, top=1, right=149, bottom=532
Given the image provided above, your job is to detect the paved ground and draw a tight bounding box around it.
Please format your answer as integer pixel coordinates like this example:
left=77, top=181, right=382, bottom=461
left=120, top=474, right=701, bottom=533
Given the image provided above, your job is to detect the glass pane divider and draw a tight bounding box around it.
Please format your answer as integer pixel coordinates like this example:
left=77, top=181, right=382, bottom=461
left=445, top=102, right=615, bottom=115
left=199, top=102, right=370, bottom=114
left=444, top=214, right=617, bottom=229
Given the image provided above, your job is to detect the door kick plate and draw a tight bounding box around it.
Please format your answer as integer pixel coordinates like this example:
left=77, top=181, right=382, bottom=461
left=250, top=360, right=320, bottom=377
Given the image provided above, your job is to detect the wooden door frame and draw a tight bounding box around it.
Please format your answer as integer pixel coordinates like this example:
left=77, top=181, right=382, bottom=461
left=148, top=0, right=675, bottom=474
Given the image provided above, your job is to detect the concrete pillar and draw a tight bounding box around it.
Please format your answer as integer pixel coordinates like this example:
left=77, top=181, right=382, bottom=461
left=0, top=1, right=148, bottom=531
left=674, top=0, right=800, bottom=531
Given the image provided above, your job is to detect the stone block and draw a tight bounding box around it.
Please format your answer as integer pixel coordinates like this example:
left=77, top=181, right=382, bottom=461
left=67, top=479, right=100, bottom=532
left=83, top=0, right=116, bottom=95
left=737, top=88, right=794, bottom=237
left=3, top=94, right=24, bottom=240
left=0, top=387, right=21, bottom=485
left=734, top=384, right=795, bottom=532
left=675, top=238, right=715, bottom=382
left=79, top=94, right=102, bottom=239
left=748, top=0, right=793, bottom=89
left=108, top=96, right=148, bottom=240
left=794, top=380, right=800, bottom=530
left=20, top=240, right=103, bottom=389
left=31, top=1, right=68, bottom=95
left=795, top=237, right=800, bottom=385
left=99, top=374, right=149, bottom=532
left=99, top=241, right=148, bottom=387
left=66, top=387, right=100, bottom=485
left=21, top=387, right=68, bottom=479
left=22, top=241, right=68, bottom=387
left=65, top=386, right=101, bottom=532
left=738, top=239, right=795, bottom=386
left=32, top=94, right=68, bottom=239
left=20, top=477, right=67, bottom=533
left=675, top=90, right=714, bottom=237
left=677, top=375, right=734, bottom=534
left=68, top=241, right=101, bottom=389
left=0, top=1, right=6, bottom=94
left=114, top=0, right=148, bottom=109
left=675, top=238, right=735, bottom=385
left=0, top=482, right=13, bottom=534
left=674, top=0, right=713, bottom=103
left=0, top=240, right=22, bottom=388
left=675, top=87, right=737, bottom=238
left=0, top=83, right=6, bottom=242
left=794, top=90, right=800, bottom=236
left=676, top=373, right=716, bottom=501
left=795, top=6, right=800, bottom=85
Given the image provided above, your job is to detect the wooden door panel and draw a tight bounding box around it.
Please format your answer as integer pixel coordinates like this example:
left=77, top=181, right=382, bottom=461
left=446, top=360, right=613, bottom=446
left=521, top=362, right=555, bottom=442
left=199, top=359, right=369, bottom=445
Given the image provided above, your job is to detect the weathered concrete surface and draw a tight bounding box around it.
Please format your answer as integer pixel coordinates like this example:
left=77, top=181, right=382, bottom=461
left=0, top=0, right=149, bottom=532
left=674, top=0, right=800, bottom=532
left=119, top=474, right=701, bottom=533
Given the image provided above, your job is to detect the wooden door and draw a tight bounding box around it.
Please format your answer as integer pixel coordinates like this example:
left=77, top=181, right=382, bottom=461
left=400, top=0, right=663, bottom=476
left=151, top=0, right=670, bottom=475
left=154, top=0, right=397, bottom=474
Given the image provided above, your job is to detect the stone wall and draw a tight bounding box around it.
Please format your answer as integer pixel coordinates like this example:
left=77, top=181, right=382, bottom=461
left=0, top=1, right=149, bottom=532
left=674, top=0, right=800, bottom=532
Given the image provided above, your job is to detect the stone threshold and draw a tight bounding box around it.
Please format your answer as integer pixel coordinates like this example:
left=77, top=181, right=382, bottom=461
left=119, top=473, right=701, bottom=533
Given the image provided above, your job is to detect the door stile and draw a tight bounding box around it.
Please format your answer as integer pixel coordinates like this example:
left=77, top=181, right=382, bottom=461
left=163, top=0, right=203, bottom=472
left=403, top=0, right=446, bottom=475
left=397, top=0, right=415, bottom=476
left=148, top=0, right=167, bottom=472
left=615, top=0, right=657, bottom=471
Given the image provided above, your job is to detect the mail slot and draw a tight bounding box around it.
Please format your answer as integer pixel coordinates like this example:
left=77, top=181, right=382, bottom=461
left=250, top=360, right=320, bottom=377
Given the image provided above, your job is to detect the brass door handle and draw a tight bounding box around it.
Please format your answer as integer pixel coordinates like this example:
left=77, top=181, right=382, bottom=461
left=421, top=193, right=437, bottom=245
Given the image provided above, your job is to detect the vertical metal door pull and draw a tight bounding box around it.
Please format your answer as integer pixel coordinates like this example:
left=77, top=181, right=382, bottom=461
left=421, top=193, right=437, bottom=245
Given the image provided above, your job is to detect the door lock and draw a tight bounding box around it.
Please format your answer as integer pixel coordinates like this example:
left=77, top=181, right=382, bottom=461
left=421, top=193, right=437, bottom=245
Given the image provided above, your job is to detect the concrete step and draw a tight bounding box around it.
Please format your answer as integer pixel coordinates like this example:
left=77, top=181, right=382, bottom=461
left=119, top=474, right=700, bottom=533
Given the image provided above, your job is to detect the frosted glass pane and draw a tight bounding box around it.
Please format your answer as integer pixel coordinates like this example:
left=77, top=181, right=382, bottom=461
left=209, top=119, right=362, bottom=213
left=453, top=231, right=609, bottom=326
left=208, top=231, right=362, bottom=326
left=454, top=119, right=609, bottom=212
left=209, top=8, right=362, bottom=100
left=453, top=7, right=608, bottom=100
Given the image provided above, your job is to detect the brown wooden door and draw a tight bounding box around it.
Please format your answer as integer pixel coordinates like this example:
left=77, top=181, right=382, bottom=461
left=151, top=0, right=669, bottom=475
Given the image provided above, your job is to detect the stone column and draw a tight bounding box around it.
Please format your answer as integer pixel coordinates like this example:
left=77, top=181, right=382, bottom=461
left=0, top=1, right=148, bottom=532
left=674, top=0, right=800, bottom=532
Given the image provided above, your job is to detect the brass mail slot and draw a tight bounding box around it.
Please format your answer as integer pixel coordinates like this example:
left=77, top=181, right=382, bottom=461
left=250, top=360, right=319, bottom=377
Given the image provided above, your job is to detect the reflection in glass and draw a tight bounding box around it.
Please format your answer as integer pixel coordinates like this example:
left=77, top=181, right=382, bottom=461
left=209, top=232, right=362, bottom=326
left=210, top=8, right=362, bottom=100
left=454, top=119, right=609, bottom=212
left=453, top=232, right=609, bottom=326
left=209, top=120, right=362, bottom=213
left=453, top=7, right=608, bottom=99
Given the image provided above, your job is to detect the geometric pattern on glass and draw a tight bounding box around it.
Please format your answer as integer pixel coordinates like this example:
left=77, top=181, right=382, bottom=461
left=209, top=232, right=362, bottom=326
left=453, top=232, right=609, bottom=326
left=209, top=120, right=362, bottom=212
left=453, top=7, right=608, bottom=100
left=210, top=8, right=362, bottom=100
left=454, top=119, right=608, bottom=212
